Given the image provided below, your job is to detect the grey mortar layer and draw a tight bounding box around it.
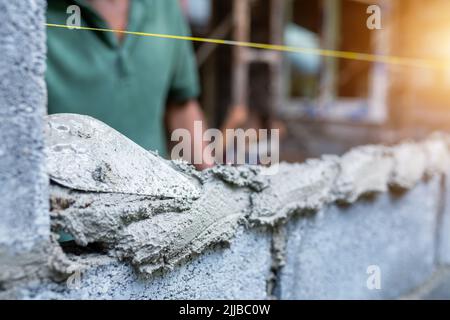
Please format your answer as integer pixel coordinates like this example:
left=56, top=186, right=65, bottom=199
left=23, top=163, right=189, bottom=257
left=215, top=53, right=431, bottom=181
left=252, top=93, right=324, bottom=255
left=45, top=114, right=450, bottom=276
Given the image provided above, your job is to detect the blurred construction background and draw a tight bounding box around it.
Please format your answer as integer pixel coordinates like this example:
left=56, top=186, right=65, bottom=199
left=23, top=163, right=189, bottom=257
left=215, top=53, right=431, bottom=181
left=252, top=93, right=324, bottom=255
left=180, top=0, right=450, bottom=162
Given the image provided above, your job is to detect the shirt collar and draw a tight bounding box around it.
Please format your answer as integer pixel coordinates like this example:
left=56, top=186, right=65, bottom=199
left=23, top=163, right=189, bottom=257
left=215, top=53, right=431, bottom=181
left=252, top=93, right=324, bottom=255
left=70, top=0, right=146, bottom=49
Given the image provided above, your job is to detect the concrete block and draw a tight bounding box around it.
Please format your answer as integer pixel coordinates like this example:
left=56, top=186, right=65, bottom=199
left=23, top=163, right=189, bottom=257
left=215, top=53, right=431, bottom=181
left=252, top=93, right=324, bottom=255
left=21, top=228, right=272, bottom=300
left=439, top=209, right=450, bottom=266
left=438, top=173, right=450, bottom=265
left=279, top=178, right=440, bottom=300
left=403, top=267, right=450, bottom=300
left=423, top=272, right=450, bottom=300
left=0, top=0, right=49, bottom=253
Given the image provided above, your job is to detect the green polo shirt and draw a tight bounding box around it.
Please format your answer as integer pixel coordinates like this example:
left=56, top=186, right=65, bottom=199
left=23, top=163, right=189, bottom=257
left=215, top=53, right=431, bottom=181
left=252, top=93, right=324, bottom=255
left=46, top=0, right=200, bottom=155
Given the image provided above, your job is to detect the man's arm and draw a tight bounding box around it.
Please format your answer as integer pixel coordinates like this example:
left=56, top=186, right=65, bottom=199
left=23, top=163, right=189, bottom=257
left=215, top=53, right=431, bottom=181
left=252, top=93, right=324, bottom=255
left=166, top=100, right=214, bottom=170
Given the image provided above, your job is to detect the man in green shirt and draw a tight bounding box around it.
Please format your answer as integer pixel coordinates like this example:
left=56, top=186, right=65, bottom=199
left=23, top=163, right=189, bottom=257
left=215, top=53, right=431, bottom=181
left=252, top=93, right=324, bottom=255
left=47, top=0, right=211, bottom=168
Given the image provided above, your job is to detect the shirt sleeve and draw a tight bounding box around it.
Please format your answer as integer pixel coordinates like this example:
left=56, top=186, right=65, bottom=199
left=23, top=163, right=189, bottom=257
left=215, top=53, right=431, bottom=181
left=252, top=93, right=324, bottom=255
left=167, top=2, right=201, bottom=103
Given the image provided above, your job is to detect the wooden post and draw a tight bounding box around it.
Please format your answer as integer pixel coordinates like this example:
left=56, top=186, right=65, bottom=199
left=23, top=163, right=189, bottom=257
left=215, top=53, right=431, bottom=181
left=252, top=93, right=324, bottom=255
left=319, top=0, right=341, bottom=111
left=232, top=0, right=251, bottom=107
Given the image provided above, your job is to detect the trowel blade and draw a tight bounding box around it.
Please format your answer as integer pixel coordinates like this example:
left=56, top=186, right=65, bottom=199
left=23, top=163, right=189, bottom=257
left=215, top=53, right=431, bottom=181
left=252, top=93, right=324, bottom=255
left=45, top=114, right=201, bottom=199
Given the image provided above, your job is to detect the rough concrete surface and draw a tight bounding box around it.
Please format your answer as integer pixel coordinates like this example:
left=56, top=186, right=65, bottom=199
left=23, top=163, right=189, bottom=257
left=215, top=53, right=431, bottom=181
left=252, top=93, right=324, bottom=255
left=0, top=0, right=48, bottom=251
left=21, top=228, right=272, bottom=300
left=50, top=175, right=251, bottom=275
left=422, top=269, right=450, bottom=299
left=0, top=0, right=49, bottom=289
left=400, top=267, right=450, bottom=300
left=279, top=178, right=440, bottom=299
left=2, top=0, right=450, bottom=300
left=332, top=145, right=394, bottom=203
left=250, top=158, right=340, bottom=225
left=43, top=114, right=450, bottom=284
left=390, top=142, right=427, bottom=189
left=422, top=133, right=450, bottom=177
left=2, top=108, right=450, bottom=299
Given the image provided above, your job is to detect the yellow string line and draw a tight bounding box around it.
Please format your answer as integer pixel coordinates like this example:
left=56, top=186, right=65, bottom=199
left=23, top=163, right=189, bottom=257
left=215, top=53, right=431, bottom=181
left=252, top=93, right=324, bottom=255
left=46, top=23, right=448, bottom=70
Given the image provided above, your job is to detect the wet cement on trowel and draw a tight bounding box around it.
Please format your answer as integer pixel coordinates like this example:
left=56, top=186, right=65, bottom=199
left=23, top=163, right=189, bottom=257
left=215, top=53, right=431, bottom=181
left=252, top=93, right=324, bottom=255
left=46, top=114, right=450, bottom=276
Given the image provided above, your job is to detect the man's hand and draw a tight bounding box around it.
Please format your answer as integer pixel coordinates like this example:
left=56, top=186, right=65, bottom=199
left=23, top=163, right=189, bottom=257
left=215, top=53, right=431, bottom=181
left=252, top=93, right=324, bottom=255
left=165, top=100, right=215, bottom=171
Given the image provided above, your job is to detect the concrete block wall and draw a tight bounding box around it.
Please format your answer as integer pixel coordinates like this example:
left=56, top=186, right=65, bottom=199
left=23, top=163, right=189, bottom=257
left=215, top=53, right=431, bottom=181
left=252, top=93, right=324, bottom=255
left=1, top=0, right=450, bottom=300
left=21, top=228, right=272, bottom=300
left=15, top=176, right=450, bottom=300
